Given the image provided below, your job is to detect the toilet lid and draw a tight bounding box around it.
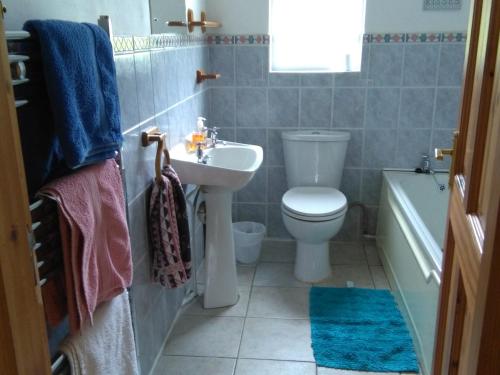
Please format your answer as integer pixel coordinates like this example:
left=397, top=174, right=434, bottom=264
left=282, top=187, right=347, bottom=218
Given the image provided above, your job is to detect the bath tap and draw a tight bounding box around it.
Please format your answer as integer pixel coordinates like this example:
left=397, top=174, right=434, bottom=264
left=420, top=154, right=431, bottom=174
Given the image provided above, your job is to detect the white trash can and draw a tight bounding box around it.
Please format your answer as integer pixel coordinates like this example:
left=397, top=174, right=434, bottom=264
left=233, top=222, right=266, bottom=264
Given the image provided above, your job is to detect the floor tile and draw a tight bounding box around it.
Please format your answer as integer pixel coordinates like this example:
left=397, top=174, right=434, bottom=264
left=198, top=263, right=256, bottom=290
left=247, top=287, right=310, bottom=319
left=364, top=242, right=382, bottom=266
left=253, top=263, right=310, bottom=288
left=235, top=359, right=316, bottom=375
left=152, top=356, right=235, bottom=375
left=370, top=266, right=391, bottom=289
left=330, top=242, right=367, bottom=265
left=317, top=368, right=400, bottom=375
left=164, top=315, right=244, bottom=357
left=185, top=290, right=250, bottom=317
left=260, top=240, right=296, bottom=263
left=314, top=265, right=374, bottom=288
left=239, top=318, right=314, bottom=362
left=237, top=265, right=257, bottom=289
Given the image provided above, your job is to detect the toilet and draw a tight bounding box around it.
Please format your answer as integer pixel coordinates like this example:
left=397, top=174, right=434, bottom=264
left=281, top=130, right=350, bottom=282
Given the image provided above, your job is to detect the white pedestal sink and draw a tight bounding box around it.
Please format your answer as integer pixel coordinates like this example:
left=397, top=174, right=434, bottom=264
left=170, top=142, right=263, bottom=308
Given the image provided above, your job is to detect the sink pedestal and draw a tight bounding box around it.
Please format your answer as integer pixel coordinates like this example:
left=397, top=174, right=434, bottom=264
left=203, top=187, right=238, bottom=308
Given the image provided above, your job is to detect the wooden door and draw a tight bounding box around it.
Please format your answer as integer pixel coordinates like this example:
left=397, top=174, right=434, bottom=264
left=432, top=0, right=500, bottom=374
left=0, top=10, right=51, bottom=375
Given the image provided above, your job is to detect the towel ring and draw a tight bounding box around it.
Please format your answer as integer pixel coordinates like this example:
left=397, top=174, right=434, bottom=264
left=141, top=127, right=170, bottom=183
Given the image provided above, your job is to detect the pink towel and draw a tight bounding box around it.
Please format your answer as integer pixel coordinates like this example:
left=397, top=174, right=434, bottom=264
left=40, top=159, right=132, bottom=333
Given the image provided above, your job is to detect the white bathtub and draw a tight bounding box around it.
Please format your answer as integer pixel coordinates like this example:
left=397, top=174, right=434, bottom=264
left=376, top=170, right=449, bottom=375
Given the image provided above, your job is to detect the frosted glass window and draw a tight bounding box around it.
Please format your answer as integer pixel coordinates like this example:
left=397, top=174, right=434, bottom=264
left=269, top=0, right=366, bottom=73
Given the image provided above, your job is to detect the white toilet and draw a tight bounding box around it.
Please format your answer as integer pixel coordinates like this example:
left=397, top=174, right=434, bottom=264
left=281, top=130, right=350, bottom=282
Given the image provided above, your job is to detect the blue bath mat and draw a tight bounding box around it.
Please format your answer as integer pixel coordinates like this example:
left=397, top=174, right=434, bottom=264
left=310, top=287, right=419, bottom=373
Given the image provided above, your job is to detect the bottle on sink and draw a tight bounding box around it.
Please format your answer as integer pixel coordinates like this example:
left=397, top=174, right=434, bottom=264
left=185, top=116, right=207, bottom=153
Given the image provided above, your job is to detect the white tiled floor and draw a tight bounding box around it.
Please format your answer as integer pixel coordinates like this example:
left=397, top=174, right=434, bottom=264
left=153, top=241, right=418, bottom=375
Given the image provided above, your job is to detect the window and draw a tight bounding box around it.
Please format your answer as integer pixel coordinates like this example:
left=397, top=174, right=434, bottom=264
left=269, top=0, right=366, bottom=73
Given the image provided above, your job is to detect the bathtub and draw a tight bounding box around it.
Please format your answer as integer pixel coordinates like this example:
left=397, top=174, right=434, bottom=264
left=376, top=170, right=449, bottom=375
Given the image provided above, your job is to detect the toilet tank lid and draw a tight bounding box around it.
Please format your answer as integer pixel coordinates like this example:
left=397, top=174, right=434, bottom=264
left=282, top=187, right=347, bottom=217
left=281, top=130, right=350, bottom=142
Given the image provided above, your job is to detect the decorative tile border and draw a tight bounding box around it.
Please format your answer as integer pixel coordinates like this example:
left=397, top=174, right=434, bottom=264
left=112, top=31, right=466, bottom=53
left=208, top=32, right=466, bottom=45
left=112, top=34, right=206, bottom=54
left=206, top=34, right=270, bottom=45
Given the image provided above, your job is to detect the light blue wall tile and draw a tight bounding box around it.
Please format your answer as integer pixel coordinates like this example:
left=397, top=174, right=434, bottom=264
left=127, top=192, right=149, bottom=264
left=368, top=44, right=403, bottom=86
left=134, top=52, right=155, bottom=122
left=267, top=204, right=291, bottom=238
left=332, top=88, right=366, bottom=128
left=365, top=206, right=379, bottom=236
left=150, top=50, right=168, bottom=112
left=336, top=208, right=360, bottom=241
left=268, top=88, right=299, bottom=127
left=300, top=74, right=333, bottom=87
left=344, top=129, right=363, bottom=168
left=268, top=166, right=288, bottom=203
left=236, top=46, right=268, bottom=86
left=396, top=129, right=432, bottom=168
left=267, top=128, right=286, bottom=166
left=361, top=169, right=383, bottom=205
left=236, top=88, right=268, bottom=127
left=237, top=167, right=267, bottom=202
left=340, top=168, right=361, bottom=202
left=399, top=88, right=435, bottom=128
left=300, top=88, right=332, bottom=127
left=165, top=49, right=182, bottom=107
left=209, top=46, right=235, bottom=86
left=403, top=44, right=439, bottom=86
left=122, top=119, right=157, bottom=201
left=269, top=73, right=300, bottom=87
left=334, top=45, right=370, bottom=87
left=438, top=44, right=466, bottom=86
left=131, top=254, right=162, bottom=320
left=237, top=203, right=266, bottom=224
left=217, top=127, right=236, bottom=142
left=363, top=129, right=397, bottom=168
left=115, top=54, right=139, bottom=132
left=236, top=128, right=267, bottom=164
left=434, top=87, right=461, bottom=128
left=210, top=88, right=235, bottom=127
left=365, top=88, right=400, bottom=128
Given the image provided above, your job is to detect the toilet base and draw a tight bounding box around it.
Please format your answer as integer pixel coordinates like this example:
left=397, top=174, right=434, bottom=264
left=294, top=241, right=332, bottom=283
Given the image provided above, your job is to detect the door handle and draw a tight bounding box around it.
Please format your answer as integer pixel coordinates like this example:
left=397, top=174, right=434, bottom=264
left=434, top=131, right=459, bottom=188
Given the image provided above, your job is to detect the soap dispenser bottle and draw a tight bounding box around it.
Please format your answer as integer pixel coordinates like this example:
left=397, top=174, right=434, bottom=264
left=186, top=116, right=207, bottom=152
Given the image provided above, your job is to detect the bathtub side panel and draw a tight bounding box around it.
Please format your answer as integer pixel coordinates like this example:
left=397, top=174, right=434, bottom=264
left=377, top=174, right=439, bottom=375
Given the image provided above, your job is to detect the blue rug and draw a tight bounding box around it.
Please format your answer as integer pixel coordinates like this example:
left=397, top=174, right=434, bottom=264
left=310, top=287, right=419, bottom=373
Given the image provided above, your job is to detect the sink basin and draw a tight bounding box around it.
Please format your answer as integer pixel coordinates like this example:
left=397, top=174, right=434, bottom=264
left=170, top=142, right=263, bottom=191
left=169, top=141, right=264, bottom=309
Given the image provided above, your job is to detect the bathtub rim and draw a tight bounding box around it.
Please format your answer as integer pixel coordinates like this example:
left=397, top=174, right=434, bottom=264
left=381, top=168, right=448, bottom=283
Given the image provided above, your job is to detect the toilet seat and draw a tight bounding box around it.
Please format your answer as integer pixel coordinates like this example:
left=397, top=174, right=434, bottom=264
left=281, top=187, right=348, bottom=222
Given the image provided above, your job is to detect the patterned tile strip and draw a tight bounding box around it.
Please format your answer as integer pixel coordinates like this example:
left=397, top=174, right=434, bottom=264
left=206, top=32, right=466, bottom=45
left=112, top=32, right=467, bottom=53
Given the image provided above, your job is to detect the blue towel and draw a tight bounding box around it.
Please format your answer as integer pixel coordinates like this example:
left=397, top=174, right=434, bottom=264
left=23, top=20, right=122, bottom=169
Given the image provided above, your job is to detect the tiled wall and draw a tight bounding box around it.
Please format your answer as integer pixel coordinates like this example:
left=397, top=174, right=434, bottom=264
left=114, top=37, right=209, bottom=375
left=208, top=33, right=466, bottom=240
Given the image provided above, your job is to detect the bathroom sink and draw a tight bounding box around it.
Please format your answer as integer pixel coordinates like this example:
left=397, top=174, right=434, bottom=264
left=170, top=142, right=263, bottom=191
left=169, top=141, right=263, bottom=309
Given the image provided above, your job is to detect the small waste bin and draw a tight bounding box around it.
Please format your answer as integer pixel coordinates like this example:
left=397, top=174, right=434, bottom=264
left=233, top=221, right=266, bottom=264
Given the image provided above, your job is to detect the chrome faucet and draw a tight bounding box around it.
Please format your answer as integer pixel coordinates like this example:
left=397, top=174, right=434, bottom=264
left=421, top=153, right=431, bottom=174
left=207, top=127, right=223, bottom=147
left=196, top=143, right=211, bottom=164
left=196, top=142, right=204, bottom=163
